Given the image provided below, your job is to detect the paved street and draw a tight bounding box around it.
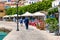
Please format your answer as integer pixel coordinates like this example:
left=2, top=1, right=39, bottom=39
left=0, top=21, right=59, bottom=40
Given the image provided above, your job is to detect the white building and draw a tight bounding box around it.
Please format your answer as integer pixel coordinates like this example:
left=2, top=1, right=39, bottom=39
left=24, top=0, right=42, bottom=5
left=0, top=0, right=7, bottom=2
left=52, top=0, right=60, bottom=7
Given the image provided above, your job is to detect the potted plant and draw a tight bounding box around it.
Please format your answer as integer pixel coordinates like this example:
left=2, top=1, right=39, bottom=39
left=54, top=26, right=59, bottom=36
left=48, top=25, right=54, bottom=33
left=46, top=18, right=58, bottom=33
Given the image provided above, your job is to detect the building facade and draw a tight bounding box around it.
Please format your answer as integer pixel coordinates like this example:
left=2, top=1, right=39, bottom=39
left=0, top=0, right=42, bottom=8
left=52, top=0, right=60, bottom=7
left=4, top=0, right=25, bottom=8
left=0, top=0, right=42, bottom=20
left=24, top=0, right=42, bottom=5
left=0, top=2, right=5, bottom=20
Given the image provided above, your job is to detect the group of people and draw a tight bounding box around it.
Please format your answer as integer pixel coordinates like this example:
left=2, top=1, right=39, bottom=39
left=19, top=17, right=29, bottom=30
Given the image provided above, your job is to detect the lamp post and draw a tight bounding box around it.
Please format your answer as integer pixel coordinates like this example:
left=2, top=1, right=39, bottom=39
left=16, top=0, right=19, bottom=31
left=58, top=5, right=60, bottom=35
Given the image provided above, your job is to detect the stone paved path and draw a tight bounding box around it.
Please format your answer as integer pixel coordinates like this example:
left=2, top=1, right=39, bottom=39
left=0, top=21, right=59, bottom=40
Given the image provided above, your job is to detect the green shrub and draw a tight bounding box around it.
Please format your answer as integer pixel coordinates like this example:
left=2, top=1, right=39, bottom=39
left=46, top=18, right=58, bottom=32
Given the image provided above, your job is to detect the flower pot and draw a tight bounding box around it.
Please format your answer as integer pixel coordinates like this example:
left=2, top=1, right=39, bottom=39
left=54, top=30, right=60, bottom=36
left=49, top=30, right=54, bottom=33
left=36, top=26, right=40, bottom=29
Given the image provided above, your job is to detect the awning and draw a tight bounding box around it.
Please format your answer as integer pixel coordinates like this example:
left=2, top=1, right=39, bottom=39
left=12, top=14, right=20, bottom=17
left=21, top=12, right=33, bottom=16
left=33, top=12, right=45, bottom=16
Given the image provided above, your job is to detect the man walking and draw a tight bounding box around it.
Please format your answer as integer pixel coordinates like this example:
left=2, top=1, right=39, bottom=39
left=24, top=17, right=29, bottom=30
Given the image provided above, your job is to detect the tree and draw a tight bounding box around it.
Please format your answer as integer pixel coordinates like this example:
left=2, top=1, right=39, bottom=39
left=48, top=7, right=58, bottom=15
left=5, top=0, right=52, bottom=15
left=6, top=8, right=12, bottom=15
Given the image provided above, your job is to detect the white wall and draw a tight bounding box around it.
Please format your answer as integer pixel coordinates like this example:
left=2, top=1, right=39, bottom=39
left=27, top=0, right=38, bottom=4
left=25, top=0, right=42, bottom=5
left=0, top=0, right=8, bottom=2
left=52, top=0, right=60, bottom=7
left=11, top=6, right=16, bottom=8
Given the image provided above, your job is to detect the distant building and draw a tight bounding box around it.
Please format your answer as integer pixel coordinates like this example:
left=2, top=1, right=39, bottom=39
left=52, top=0, right=60, bottom=7
left=4, top=0, right=25, bottom=8
left=0, top=2, right=5, bottom=20
left=0, top=0, right=42, bottom=8
left=0, top=0, right=7, bottom=2
left=24, top=0, right=42, bottom=5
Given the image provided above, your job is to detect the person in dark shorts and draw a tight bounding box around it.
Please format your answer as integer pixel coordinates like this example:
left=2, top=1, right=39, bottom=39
left=24, top=17, right=29, bottom=30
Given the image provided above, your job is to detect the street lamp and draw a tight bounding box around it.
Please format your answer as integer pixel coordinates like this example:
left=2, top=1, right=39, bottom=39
left=58, top=5, right=60, bottom=35
left=15, top=0, right=20, bottom=31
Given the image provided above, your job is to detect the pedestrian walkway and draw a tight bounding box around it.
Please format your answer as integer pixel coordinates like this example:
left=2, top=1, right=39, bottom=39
left=0, top=21, right=59, bottom=40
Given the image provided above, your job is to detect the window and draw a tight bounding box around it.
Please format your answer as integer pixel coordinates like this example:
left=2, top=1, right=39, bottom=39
left=29, top=2, right=31, bottom=4
left=59, top=2, right=60, bottom=5
left=8, top=0, right=11, bottom=2
left=0, top=10, right=3, bottom=12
